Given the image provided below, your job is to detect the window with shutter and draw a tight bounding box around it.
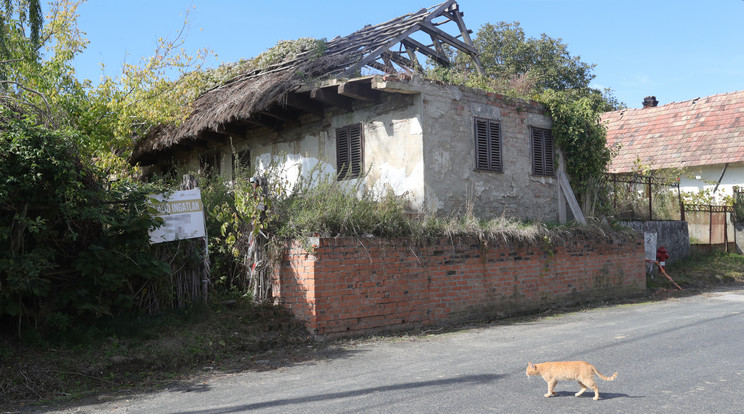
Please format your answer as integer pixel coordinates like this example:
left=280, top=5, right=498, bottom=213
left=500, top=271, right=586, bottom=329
left=531, top=126, right=555, bottom=176
left=473, top=118, right=502, bottom=172
left=336, top=124, right=363, bottom=180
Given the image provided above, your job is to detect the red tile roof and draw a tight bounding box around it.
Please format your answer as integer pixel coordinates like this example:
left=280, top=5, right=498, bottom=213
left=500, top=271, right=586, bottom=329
left=601, top=91, right=744, bottom=173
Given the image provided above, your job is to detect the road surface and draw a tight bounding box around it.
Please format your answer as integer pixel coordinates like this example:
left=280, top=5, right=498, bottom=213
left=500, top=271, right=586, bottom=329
left=41, top=288, right=744, bottom=414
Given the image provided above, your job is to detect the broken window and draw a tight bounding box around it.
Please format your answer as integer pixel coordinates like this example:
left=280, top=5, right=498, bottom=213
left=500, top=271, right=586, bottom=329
left=336, top=123, right=364, bottom=180
left=474, top=118, right=502, bottom=172
left=200, top=150, right=221, bottom=176
left=232, top=149, right=251, bottom=176
left=531, top=126, right=555, bottom=176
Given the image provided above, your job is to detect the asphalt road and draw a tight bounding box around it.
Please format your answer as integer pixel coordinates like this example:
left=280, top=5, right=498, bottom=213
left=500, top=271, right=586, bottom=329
left=42, top=288, right=744, bottom=414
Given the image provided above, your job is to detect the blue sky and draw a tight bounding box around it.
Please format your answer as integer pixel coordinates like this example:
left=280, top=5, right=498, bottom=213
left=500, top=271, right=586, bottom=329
left=68, top=0, right=744, bottom=108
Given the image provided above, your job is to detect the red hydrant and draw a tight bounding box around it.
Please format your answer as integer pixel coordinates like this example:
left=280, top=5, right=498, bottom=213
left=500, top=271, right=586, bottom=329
left=656, top=247, right=669, bottom=270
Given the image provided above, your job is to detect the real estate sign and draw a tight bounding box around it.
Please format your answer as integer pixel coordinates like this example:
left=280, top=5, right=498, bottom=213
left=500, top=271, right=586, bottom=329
left=148, top=189, right=206, bottom=244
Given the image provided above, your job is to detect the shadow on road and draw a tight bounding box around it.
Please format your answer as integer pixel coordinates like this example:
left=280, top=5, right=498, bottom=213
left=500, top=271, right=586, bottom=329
left=547, top=391, right=644, bottom=400
left=171, top=374, right=504, bottom=414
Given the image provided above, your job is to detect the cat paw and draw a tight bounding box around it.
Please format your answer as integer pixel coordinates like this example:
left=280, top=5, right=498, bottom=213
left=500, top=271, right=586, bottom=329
left=544, top=393, right=553, bottom=398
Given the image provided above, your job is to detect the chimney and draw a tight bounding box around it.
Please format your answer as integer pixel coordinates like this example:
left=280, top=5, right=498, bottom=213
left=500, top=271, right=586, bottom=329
left=642, top=96, right=659, bottom=108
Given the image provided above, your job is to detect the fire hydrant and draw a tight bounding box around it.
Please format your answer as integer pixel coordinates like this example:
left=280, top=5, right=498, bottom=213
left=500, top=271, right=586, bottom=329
left=656, top=247, right=669, bottom=271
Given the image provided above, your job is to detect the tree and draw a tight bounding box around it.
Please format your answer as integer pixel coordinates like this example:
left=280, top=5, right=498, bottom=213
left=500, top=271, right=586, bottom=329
left=461, top=22, right=595, bottom=92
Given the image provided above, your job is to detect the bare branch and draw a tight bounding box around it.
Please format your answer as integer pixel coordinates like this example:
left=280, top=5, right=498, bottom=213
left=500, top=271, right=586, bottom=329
left=0, top=80, right=51, bottom=112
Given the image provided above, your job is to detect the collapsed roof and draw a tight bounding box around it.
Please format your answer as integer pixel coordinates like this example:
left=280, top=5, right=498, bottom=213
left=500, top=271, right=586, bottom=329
left=130, top=0, right=483, bottom=165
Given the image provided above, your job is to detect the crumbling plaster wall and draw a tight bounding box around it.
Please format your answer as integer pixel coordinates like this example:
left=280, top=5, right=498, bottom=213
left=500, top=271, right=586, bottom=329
left=238, top=93, right=426, bottom=209
left=411, top=79, right=561, bottom=221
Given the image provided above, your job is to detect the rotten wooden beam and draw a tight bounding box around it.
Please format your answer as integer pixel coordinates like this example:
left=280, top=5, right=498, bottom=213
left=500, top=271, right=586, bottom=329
left=338, top=80, right=381, bottom=102
left=418, top=21, right=478, bottom=55
left=401, top=37, right=450, bottom=66
left=285, top=92, right=324, bottom=115
left=310, top=87, right=353, bottom=111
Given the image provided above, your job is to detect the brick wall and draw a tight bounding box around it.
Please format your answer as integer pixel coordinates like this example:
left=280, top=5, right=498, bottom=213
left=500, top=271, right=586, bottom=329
left=273, top=235, right=645, bottom=339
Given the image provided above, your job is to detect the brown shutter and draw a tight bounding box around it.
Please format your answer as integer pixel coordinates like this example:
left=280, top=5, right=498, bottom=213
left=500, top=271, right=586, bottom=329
left=532, top=127, right=554, bottom=176
left=349, top=124, right=362, bottom=177
left=474, top=118, right=502, bottom=172
left=337, top=124, right=363, bottom=179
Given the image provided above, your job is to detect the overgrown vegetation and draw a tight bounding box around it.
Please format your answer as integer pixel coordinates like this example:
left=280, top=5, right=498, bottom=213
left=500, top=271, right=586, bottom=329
left=0, top=108, right=173, bottom=336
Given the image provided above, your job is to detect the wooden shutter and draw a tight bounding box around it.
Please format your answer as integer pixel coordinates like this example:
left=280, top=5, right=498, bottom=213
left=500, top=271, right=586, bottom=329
left=474, top=118, right=502, bottom=172
left=337, top=124, right=363, bottom=179
left=532, top=127, right=555, bottom=176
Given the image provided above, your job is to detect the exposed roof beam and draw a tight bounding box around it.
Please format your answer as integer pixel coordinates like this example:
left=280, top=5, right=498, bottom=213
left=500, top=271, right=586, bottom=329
left=310, top=87, right=354, bottom=111
left=367, top=60, right=393, bottom=74
left=259, top=104, right=302, bottom=124
left=285, top=92, right=324, bottom=115
left=381, top=51, right=417, bottom=72
left=418, top=21, right=477, bottom=55
left=340, top=0, right=457, bottom=77
left=442, top=3, right=484, bottom=75
left=338, top=80, right=381, bottom=102
left=402, top=44, right=423, bottom=71
left=198, top=130, right=230, bottom=142
left=401, top=37, right=449, bottom=66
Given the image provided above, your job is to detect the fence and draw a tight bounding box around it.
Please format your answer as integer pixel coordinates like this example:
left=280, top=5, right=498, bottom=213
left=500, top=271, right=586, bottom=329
left=684, top=204, right=735, bottom=250
left=735, top=186, right=744, bottom=222
left=605, top=173, right=684, bottom=221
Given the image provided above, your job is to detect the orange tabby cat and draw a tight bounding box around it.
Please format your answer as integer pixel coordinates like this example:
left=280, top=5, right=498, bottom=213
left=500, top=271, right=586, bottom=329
left=526, top=361, right=618, bottom=400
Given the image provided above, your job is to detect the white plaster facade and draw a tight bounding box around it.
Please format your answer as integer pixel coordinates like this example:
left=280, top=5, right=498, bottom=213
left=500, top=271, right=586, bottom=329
left=678, top=162, right=744, bottom=202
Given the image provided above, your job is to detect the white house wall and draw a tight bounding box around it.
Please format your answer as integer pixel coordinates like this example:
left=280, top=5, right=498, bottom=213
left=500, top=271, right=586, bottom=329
left=233, top=93, right=427, bottom=209
left=678, top=162, right=744, bottom=202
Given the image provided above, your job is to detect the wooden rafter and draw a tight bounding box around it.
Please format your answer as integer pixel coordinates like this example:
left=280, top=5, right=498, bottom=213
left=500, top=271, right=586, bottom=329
left=339, top=0, right=482, bottom=77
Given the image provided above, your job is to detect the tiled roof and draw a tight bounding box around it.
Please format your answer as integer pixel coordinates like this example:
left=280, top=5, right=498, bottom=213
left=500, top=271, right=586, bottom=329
left=601, top=91, right=744, bottom=173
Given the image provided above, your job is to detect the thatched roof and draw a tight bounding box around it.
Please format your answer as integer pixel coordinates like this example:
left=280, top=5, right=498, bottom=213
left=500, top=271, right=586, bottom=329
left=130, top=0, right=482, bottom=165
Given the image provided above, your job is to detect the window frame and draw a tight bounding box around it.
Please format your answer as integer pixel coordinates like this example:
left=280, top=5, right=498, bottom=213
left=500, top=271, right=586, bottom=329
left=336, top=123, right=364, bottom=180
left=232, top=149, right=251, bottom=176
left=473, top=117, right=503, bottom=173
left=531, top=126, right=555, bottom=177
left=200, top=150, right=221, bottom=176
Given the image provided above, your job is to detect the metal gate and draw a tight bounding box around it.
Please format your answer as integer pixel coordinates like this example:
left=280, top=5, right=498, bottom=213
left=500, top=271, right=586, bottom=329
left=684, top=204, right=734, bottom=251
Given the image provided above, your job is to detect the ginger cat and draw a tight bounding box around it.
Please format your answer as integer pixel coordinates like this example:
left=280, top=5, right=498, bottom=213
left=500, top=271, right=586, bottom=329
left=526, top=361, right=618, bottom=400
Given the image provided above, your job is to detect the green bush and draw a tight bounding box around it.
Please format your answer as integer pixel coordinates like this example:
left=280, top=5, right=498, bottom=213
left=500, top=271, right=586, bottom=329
left=0, top=110, right=170, bottom=335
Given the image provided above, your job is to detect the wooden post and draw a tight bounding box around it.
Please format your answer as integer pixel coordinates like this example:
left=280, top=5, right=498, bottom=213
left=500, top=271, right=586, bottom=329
left=648, top=176, right=653, bottom=221
left=558, top=171, right=586, bottom=224
left=180, top=173, right=209, bottom=303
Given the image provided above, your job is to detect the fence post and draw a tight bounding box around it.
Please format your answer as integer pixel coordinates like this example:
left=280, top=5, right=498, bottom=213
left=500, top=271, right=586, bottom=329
left=648, top=176, right=653, bottom=220
left=180, top=174, right=209, bottom=304
left=709, top=206, right=713, bottom=246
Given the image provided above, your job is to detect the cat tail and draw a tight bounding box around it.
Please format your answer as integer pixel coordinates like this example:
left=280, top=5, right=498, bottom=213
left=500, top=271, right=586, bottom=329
left=593, top=368, right=618, bottom=381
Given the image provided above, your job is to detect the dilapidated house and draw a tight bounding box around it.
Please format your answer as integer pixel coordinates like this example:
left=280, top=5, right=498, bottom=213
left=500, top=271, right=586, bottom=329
left=131, top=1, right=573, bottom=222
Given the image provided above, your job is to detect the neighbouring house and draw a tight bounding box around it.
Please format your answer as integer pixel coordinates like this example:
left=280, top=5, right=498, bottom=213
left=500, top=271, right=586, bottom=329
left=130, top=0, right=577, bottom=223
left=602, top=92, right=744, bottom=202
left=603, top=92, right=744, bottom=254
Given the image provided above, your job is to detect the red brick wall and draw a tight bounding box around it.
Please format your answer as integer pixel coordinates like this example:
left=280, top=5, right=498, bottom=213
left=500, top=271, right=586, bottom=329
left=273, top=236, right=645, bottom=339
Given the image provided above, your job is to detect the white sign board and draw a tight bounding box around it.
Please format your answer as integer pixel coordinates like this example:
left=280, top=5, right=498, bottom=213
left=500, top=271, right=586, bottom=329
left=148, top=189, right=206, bottom=244
left=644, top=231, right=657, bottom=261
